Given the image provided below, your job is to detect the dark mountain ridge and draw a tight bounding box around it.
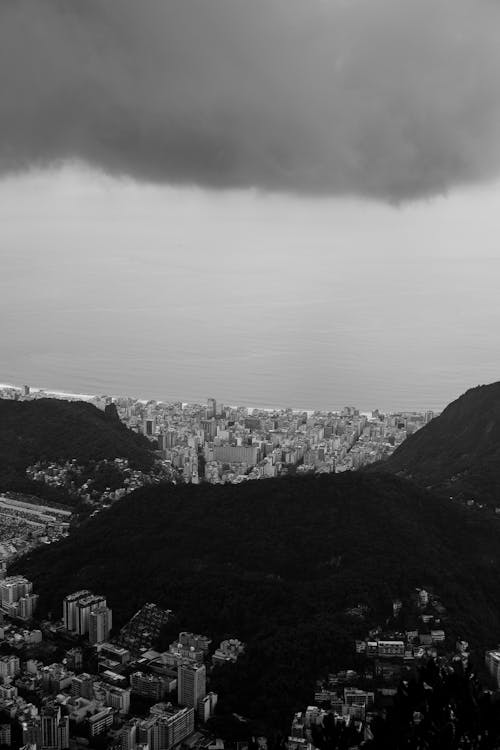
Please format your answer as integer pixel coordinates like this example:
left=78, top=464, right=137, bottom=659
left=0, top=398, right=154, bottom=503
left=376, top=381, right=500, bottom=506
left=0, top=397, right=153, bottom=470
left=14, top=471, right=500, bottom=726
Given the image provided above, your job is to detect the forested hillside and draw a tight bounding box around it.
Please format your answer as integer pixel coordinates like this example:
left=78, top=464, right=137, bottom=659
left=15, top=472, right=500, bottom=726
left=0, top=398, right=154, bottom=502
left=378, top=381, right=500, bottom=506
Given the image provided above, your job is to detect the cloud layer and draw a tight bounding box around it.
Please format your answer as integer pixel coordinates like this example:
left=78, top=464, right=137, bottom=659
left=1, top=0, right=500, bottom=200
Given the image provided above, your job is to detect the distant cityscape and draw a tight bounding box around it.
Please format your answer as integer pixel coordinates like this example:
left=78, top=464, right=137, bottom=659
left=0, top=382, right=437, bottom=566
left=0, top=382, right=436, bottom=484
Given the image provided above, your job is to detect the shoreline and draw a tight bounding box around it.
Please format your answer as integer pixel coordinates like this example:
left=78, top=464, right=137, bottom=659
left=0, top=381, right=436, bottom=415
left=0, top=382, right=320, bottom=414
left=0, top=383, right=98, bottom=403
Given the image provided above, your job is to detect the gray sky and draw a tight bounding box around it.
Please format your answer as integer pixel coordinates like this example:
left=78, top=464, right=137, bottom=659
left=1, top=166, right=500, bottom=410
left=2, top=1, right=500, bottom=406
left=1, top=0, right=500, bottom=199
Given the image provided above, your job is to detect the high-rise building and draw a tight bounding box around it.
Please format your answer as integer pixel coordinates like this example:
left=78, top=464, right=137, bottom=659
left=144, top=417, right=156, bottom=436
left=207, top=398, right=217, bottom=419
left=19, top=593, right=39, bottom=620
left=75, top=594, right=107, bottom=636
left=41, top=706, right=59, bottom=750
left=121, top=719, right=137, bottom=750
left=25, top=659, right=39, bottom=674
left=201, top=419, right=217, bottom=442
left=40, top=705, right=61, bottom=750
left=62, top=591, right=92, bottom=631
left=89, top=605, right=113, bottom=644
left=121, top=718, right=139, bottom=750
left=56, top=716, right=70, bottom=750
left=104, top=685, right=131, bottom=714
left=213, top=445, right=260, bottom=465
left=65, top=647, right=83, bottom=672
left=0, top=724, right=11, bottom=746
left=71, top=673, right=94, bottom=700
left=87, top=707, right=113, bottom=737
left=145, top=705, right=195, bottom=750
left=198, top=692, right=218, bottom=722
left=163, top=705, right=195, bottom=748
left=22, top=717, right=42, bottom=747
left=0, top=654, right=20, bottom=680
left=177, top=663, right=206, bottom=708
left=0, top=575, right=33, bottom=606
left=131, top=671, right=168, bottom=702
left=485, top=650, right=500, bottom=687
left=138, top=716, right=157, bottom=748
left=0, top=683, right=18, bottom=701
left=41, top=703, right=69, bottom=749
left=165, top=430, right=177, bottom=450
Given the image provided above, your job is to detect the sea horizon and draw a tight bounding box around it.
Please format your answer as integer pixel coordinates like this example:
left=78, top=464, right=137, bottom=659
left=0, top=378, right=450, bottom=415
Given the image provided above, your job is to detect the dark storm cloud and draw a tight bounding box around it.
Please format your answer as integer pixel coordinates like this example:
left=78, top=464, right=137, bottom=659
left=1, top=0, right=500, bottom=200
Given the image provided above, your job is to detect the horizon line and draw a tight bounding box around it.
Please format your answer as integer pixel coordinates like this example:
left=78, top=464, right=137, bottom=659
left=0, top=381, right=440, bottom=416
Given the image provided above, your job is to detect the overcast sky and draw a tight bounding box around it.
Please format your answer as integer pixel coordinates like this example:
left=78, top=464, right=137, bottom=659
left=1, top=0, right=500, bottom=200
left=1, top=0, right=500, bottom=405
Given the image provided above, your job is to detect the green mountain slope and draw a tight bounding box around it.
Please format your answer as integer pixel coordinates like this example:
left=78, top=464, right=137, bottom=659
left=377, top=381, right=500, bottom=506
left=15, top=472, right=500, bottom=726
left=0, top=399, right=154, bottom=504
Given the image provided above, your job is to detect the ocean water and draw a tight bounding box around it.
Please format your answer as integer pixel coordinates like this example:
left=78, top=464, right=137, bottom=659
left=1, top=174, right=500, bottom=412
left=2, top=244, right=500, bottom=412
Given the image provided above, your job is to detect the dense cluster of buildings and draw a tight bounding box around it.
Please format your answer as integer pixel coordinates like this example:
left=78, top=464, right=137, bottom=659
left=0, top=573, right=39, bottom=621
left=286, top=587, right=499, bottom=749
left=0, top=495, right=71, bottom=562
left=1, top=383, right=435, bottom=491
left=9, top=568, right=496, bottom=750
left=0, top=573, right=243, bottom=749
left=118, top=397, right=434, bottom=485
left=62, top=591, right=113, bottom=644
left=25, top=458, right=174, bottom=512
left=0, top=578, right=494, bottom=749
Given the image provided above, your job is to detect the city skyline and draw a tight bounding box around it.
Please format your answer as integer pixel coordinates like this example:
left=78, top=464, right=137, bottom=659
left=0, top=379, right=441, bottom=416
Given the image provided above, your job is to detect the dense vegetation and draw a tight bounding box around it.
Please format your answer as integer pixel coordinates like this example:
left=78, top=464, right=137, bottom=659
left=15, top=472, right=500, bottom=728
left=0, top=398, right=154, bottom=500
left=310, top=658, right=500, bottom=749
left=374, top=382, right=500, bottom=507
